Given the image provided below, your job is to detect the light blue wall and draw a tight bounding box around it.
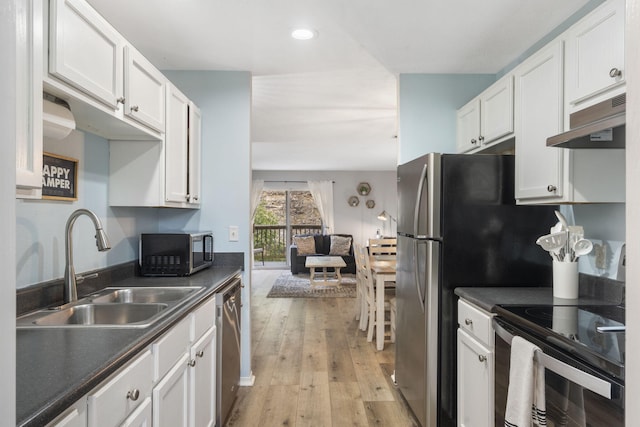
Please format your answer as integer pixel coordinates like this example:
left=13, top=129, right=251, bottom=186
left=15, top=131, right=159, bottom=288
left=564, top=204, right=626, bottom=279
left=160, top=71, right=252, bottom=265
left=398, top=74, right=495, bottom=164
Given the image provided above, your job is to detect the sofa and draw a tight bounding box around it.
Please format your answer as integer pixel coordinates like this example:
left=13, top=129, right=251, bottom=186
left=290, top=233, right=356, bottom=275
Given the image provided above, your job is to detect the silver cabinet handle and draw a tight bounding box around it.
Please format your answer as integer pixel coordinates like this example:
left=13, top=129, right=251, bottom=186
left=131, top=105, right=139, bottom=112
left=126, top=389, right=140, bottom=401
left=464, top=318, right=473, bottom=326
left=547, top=185, right=557, bottom=193
left=196, top=350, right=204, bottom=358
left=609, top=67, right=622, bottom=78
left=116, top=97, right=125, bottom=104
left=478, top=354, right=487, bottom=362
left=470, top=138, right=477, bottom=145
left=188, top=359, right=197, bottom=367
left=478, top=136, right=485, bottom=144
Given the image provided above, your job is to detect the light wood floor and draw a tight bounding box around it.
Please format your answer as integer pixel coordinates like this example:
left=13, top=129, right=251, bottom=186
left=226, top=269, right=419, bottom=427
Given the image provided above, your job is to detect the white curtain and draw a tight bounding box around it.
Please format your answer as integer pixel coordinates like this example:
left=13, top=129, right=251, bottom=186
left=251, top=179, right=264, bottom=221
left=308, top=180, right=334, bottom=234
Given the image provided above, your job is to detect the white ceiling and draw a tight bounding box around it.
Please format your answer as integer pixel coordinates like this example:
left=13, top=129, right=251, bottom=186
left=86, top=0, right=590, bottom=171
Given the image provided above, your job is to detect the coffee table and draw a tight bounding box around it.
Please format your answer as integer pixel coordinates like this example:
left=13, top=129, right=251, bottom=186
left=305, top=256, right=347, bottom=287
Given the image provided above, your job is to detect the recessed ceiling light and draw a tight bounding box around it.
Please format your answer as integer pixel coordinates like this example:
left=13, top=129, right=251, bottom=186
left=291, top=28, right=316, bottom=40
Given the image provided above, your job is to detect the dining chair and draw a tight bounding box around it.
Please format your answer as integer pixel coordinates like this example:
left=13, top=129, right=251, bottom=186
left=359, top=245, right=395, bottom=343
left=368, top=237, right=397, bottom=256
left=353, top=243, right=368, bottom=330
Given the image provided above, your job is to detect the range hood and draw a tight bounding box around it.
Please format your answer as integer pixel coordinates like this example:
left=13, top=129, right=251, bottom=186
left=547, top=93, right=625, bottom=148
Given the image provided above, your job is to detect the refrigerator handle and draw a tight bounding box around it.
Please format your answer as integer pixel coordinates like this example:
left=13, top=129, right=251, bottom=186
left=413, top=239, right=426, bottom=313
left=413, top=163, right=428, bottom=237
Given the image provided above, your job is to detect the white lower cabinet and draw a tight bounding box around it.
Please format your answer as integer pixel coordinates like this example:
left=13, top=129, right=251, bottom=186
left=87, top=349, right=153, bottom=427
left=47, top=397, right=87, bottom=427
left=51, top=295, right=216, bottom=427
left=152, top=296, right=217, bottom=427
left=191, top=327, right=217, bottom=427
left=457, top=299, right=494, bottom=427
left=121, top=397, right=152, bottom=427
left=153, top=353, right=191, bottom=427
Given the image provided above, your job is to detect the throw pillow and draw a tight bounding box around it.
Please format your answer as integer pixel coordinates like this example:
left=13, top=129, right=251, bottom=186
left=329, top=235, right=352, bottom=256
left=294, top=236, right=316, bottom=255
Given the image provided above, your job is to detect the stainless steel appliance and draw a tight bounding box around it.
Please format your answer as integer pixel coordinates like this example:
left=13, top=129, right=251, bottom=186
left=547, top=93, right=626, bottom=148
left=395, top=153, right=556, bottom=426
left=215, top=277, right=242, bottom=426
left=139, top=231, right=213, bottom=276
left=494, top=305, right=625, bottom=426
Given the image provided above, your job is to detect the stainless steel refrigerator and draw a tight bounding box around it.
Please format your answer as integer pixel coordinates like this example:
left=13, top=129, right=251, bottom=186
left=395, top=153, right=556, bottom=427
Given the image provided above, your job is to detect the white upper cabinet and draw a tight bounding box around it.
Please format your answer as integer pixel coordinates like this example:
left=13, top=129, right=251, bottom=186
left=165, top=84, right=190, bottom=204
left=480, top=75, right=514, bottom=144
left=109, top=84, right=202, bottom=208
left=564, top=0, right=625, bottom=113
left=456, top=75, right=514, bottom=153
left=16, top=0, right=43, bottom=199
left=47, top=0, right=166, bottom=138
left=124, top=46, right=166, bottom=132
left=514, top=41, right=564, bottom=203
left=49, top=0, right=124, bottom=110
left=456, top=99, right=481, bottom=153
left=514, top=39, right=625, bottom=205
left=187, top=102, right=202, bottom=205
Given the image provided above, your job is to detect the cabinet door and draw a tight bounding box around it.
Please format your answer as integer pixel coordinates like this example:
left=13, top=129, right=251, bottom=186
left=565, top=0, right=625, bottom=106
left=457, top=329, right=494, bottom=427
left=124, top=46, right=166, bottom=132
left=165, top=83, right=190, bottom=203
left=456, top=98, right=481, bottom=153
left=87, top=350, right=153, bottom=427
left=153, top=353, right=190, bottom=427
left=480, top=75, right=513, bottom=145
left=514, top=41, right=564, bottom=202
left=121, top=397, right=152, bottom=427
left=190, top=327, right=216, bottom=427
left=49, top=0, right=123, bottom=109
left=16, top=0, right=43, bottom=198
left=188, top=103, right=202, bottom=205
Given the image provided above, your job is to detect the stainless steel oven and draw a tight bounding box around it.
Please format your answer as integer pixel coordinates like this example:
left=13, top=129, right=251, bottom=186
left=493, top=305, right=625, bottom=427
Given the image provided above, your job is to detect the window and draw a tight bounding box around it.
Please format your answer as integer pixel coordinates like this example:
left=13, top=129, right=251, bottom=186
left=253, top=190, right=321, bottom=264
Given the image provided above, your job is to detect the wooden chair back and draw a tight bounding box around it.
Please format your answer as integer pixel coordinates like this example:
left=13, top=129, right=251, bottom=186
left=368, top=238, right=397, bottom=256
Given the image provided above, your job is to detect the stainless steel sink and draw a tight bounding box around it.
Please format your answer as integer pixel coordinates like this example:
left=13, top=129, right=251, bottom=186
left=17, top=303, right=168, bottom=328
left=16, top=286, right=205, bottom=328
left=89, top=286, right=201, bottom=304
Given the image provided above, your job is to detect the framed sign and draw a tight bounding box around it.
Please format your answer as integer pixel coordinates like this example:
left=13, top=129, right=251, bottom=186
left=42, top=152, right=78, bottom=201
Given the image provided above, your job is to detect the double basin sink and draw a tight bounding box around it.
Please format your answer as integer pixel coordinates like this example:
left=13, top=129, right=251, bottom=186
left=17, top=286, right=205, bottom=328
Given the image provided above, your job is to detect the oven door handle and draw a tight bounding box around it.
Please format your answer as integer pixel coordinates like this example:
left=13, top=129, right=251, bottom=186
left=493, top=318, right=613, bottom=399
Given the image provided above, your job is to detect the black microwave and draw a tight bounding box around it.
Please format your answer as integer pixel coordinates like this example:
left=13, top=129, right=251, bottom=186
left=140, top=232, right=213, bottom=276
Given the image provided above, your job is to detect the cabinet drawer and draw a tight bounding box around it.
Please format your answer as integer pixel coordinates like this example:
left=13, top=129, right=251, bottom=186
left=153, top=317, right=190, bottom=381
left=192, top=296, right=215, bottom=342
left=458, top=299, right=494, bottom=347
left=87, top=349, right=152, bottom=427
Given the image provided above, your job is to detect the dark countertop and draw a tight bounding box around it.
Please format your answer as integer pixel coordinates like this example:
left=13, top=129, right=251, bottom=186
left=455, top=282, right=624, bottom=313
left=16, top=266, right=241, bottom=427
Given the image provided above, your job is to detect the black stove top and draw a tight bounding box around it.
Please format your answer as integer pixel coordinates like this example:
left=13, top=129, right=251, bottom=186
left=496, top=304, right=625, bottom=379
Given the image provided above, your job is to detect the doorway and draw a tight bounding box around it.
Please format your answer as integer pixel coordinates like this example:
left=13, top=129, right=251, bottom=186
left=253, top=190, right=322, bottom=268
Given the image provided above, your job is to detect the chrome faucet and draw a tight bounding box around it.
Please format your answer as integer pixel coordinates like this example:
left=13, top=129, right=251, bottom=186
left=64, top=209, right=111, bottom=303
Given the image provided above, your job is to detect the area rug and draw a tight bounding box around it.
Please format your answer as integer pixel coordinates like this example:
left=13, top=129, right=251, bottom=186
left=267, top=271, right=356, bottom=298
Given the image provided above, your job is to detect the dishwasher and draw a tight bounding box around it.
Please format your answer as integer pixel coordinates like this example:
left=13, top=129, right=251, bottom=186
left=215, top=276, right=242, bottom=426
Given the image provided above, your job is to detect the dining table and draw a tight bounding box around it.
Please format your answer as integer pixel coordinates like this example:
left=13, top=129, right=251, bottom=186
left=369, top=255, right=396, bottom=350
